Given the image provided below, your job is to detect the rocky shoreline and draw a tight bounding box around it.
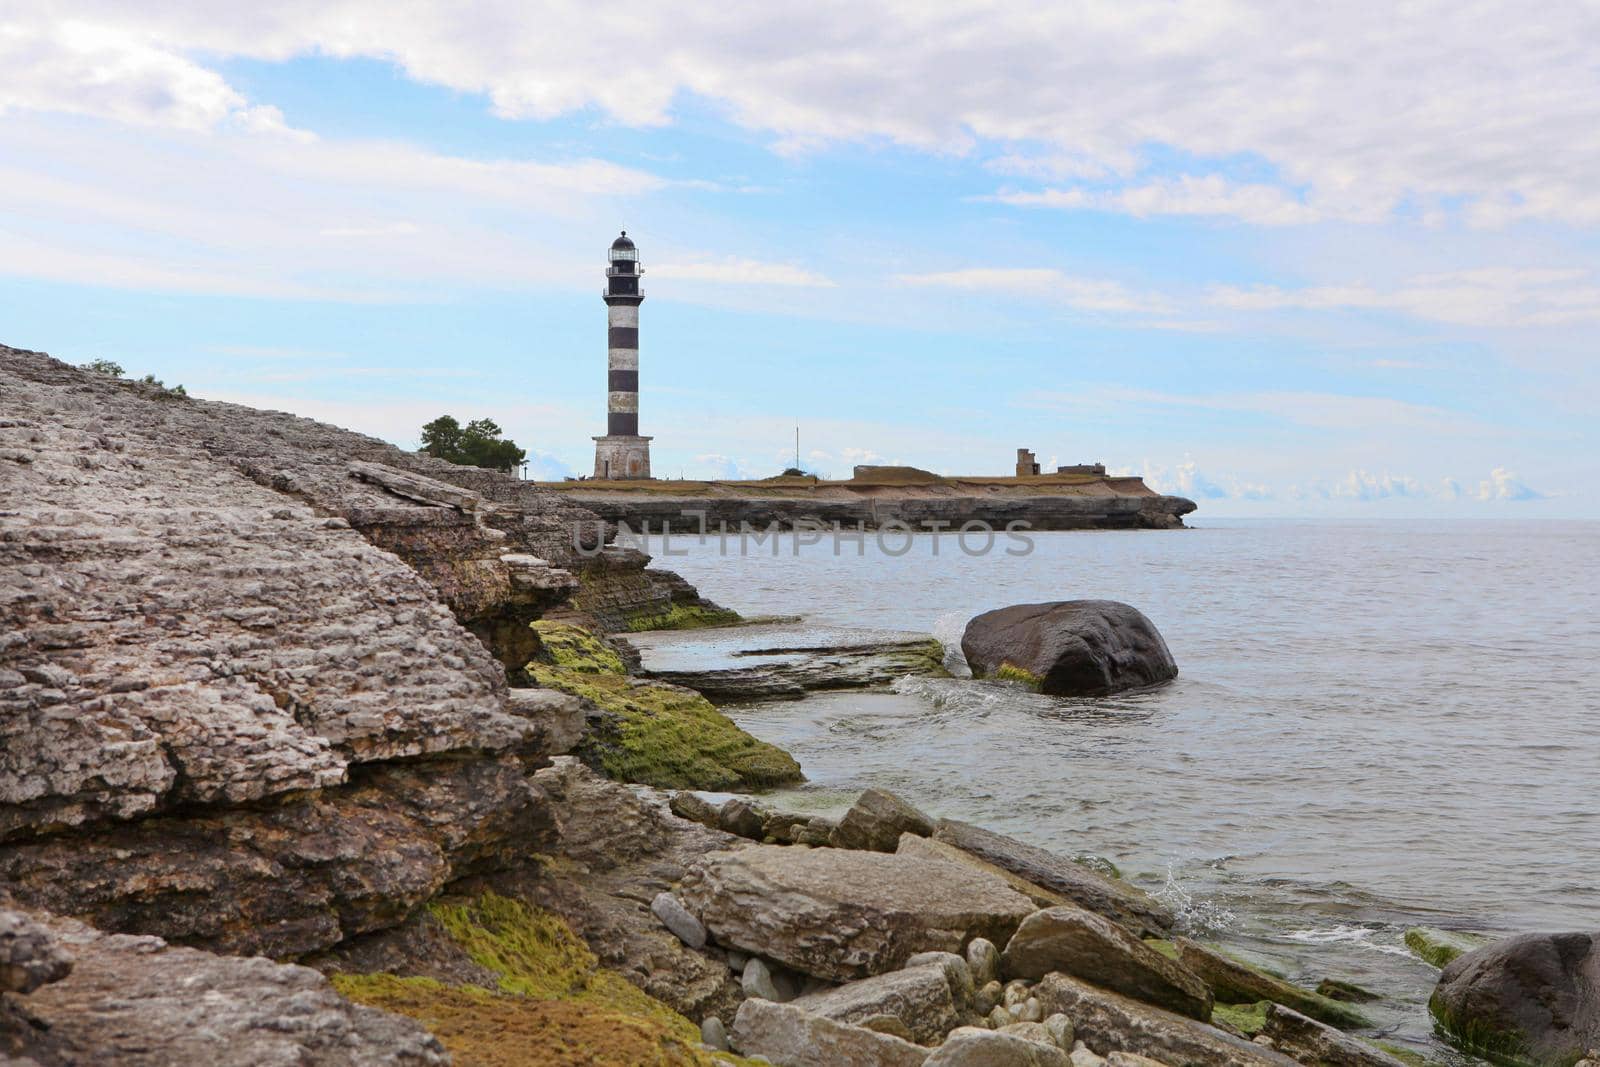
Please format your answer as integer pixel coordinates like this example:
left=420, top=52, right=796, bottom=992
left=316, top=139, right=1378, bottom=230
left=2, top=344, right=1592, bottom=1067
left=541, top=472, right=1197, bottom=533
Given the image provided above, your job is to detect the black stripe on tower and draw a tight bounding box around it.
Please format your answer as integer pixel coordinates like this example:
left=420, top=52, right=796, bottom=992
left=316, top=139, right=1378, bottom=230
left=609, top=413, right=638, bottom=435
left=608, top=327, right=638, bottom=348
left=609, top=370, right=638, bottom=391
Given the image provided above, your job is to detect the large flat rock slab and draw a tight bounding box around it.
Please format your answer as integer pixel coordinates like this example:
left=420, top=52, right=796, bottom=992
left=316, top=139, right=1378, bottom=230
left=932, top=819, right=1172, bottom=938
left=1002, top=907, right=1211, bottom=1019
left=732, top=998, right=930, bottom=1066
left=1035, top=972, right=1299, bottom=1066
left=789, top=960, right=964, bottom=1045
left=676, top=844, right=1037, bottom=982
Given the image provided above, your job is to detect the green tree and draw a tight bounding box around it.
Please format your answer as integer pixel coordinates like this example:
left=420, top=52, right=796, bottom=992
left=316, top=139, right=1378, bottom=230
left=420, top=415, right=527, bottom=474
left=82, top=359, right=124, bottom=377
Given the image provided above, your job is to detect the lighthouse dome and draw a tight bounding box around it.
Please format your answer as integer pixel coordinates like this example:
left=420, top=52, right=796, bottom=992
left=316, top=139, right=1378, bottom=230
left=610, top=231, right=635, bottom=250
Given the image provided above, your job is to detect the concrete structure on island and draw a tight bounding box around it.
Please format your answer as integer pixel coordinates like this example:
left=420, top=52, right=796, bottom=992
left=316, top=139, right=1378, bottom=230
left=593, top=231, right=652, bottom=480
left=1017, top=447, right=1105, bottom=477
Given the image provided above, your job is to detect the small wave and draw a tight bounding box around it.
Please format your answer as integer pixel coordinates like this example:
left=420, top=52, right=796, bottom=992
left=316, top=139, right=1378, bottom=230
left=1282, top=924, right=1414, bottom=958
left=1156, top=862, right=1238, bottom=936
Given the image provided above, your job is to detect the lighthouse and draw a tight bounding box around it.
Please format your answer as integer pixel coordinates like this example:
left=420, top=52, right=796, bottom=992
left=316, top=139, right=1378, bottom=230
left=592, top=231, right=652, bottom=479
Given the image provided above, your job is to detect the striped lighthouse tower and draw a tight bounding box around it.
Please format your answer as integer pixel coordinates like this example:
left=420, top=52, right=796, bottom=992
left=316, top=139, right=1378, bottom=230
left=592, top=230, right=652, bottom=479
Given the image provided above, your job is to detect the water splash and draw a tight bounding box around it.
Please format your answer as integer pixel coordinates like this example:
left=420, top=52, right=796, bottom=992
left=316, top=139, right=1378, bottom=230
left=932, top=611, right=971, bottom=676
left=1156, top=861, right=1238, bottom=936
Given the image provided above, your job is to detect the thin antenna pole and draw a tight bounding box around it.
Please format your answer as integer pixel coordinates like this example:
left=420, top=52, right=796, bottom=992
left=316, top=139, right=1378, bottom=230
left=795, top=425, right=800, bottom=471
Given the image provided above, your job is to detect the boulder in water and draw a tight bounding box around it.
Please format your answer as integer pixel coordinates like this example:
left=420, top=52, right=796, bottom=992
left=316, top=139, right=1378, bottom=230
left=961, top=601, right=1177, bottom=696
left=1429, top=931, right=1600, bottom=1066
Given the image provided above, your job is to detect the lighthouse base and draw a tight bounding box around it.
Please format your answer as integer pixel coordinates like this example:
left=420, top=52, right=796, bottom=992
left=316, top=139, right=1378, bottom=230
left=593, top=435, right=653, bottom=480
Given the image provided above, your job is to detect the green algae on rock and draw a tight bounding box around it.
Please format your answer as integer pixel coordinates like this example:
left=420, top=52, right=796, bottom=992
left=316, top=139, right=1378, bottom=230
left=528, top=622, right=802, bottom=790
left=994, top=662, right=1045, bottom=690
left=1405, top=926, right=1490, bottom=969
left=1174, top=937, right=1374, bottom=1030
left=333, top=894, right=762, bottom=1067
left=531, top=620, right=628, bottom=674
left=625, top=602, right=743, bottom=632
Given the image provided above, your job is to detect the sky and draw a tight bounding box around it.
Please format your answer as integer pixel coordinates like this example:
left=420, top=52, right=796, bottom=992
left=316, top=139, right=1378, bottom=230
left=2, top=3, right=1597, bottom=516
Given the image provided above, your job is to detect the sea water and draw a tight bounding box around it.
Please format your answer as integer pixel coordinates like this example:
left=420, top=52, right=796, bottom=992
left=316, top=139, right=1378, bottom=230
left=638, top=518, right=1599, bottom=1057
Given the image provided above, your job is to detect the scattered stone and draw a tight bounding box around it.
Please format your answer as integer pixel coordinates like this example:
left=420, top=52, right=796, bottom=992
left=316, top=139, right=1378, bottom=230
left=1012, top=997, right=1045, bottom=1023
left=718, top=797, right=768, bottom=839
left=1044, top=1013, right=1076, bottom=1050
left=1002, top=1021, right=1057, bottom=1045
left=1105, top=1054, right=1173, bottom=1067
left=677, top=844, right=1036, bottom=981
left=1315, top=978, right=1380, bottom=1003
left=727, top=948, right=750, bottom=973
left=702, top=1015, right=730, bottom=1051
left=1405, top=926, right=1491, bottom=969
left=731, top=998, right=930, bottom=1067
left=794, top=816, right=838, bottom=847
left=862, top=1014, right=917, bottom=1041
left=991, top=1005, right=1015, bottom=1028
left=905, top=950, right=975, bottom=1002
left=791, top=962, right=962, bottom=1045
left=0, top=908, right=74, bottom=994
left=1070, top=1043, right=1107, bottom=1067
left=651, top=891, right=707, bottom=949
left=670, top=790, right=722, bottom=828
left=743, top=957, right=781, bottom=1001
left=966, top=937, right=1000, bottom=987
left=976, top=979, right=1003, bottom=1015
left=1429, top=931, right=1600, bottom=1067
left=1035, top=973, right=1299, bottom=1066
left=762, top=809, right=814, bottom=842
left=960, top=600, right=1178, bottom=696
left=834, top=788, right=937, bottom=852
left=1175, top=937, right=1369, bottom=1029
left=1005, top=980, right=1034, bottom=1008
left=932, top=819, right=1172, bottom=937
left=1003, top=908, right=1211, bottom=1020
left=1260, top=1003, right=1408, bottom=1066
left=925, top=1027, right=1071, bottom=1067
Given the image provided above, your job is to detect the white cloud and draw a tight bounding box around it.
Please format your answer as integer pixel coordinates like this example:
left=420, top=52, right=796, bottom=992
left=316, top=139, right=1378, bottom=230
left=1332, top=469, right=1426, bottom=501
left=1476, top=467, right=1544, bottom=501
left=8, top=2, right=1599, bottom=229
left=1212, top=269, right=1600, bottom=327
left=990, top=176, right=1329, bottom=226
left=895, top=269, right=1170, bottom=314
left=1028, top=386, right=1476, bottom=434
left=655, top=256, right=836, bottom=288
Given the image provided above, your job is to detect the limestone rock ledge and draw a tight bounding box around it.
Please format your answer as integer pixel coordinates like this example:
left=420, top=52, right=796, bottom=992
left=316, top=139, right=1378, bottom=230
left=0, top=906, right=446, bottom=1065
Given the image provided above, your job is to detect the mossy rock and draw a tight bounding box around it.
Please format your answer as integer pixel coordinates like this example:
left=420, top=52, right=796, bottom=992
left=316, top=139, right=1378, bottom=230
left=334, top=893, right=764, bottom=1067
left=530, top=661, right=802, bottom=790
left=625, top=603, right=743, bottom=632
left=1213, top=1000, right=1269, bottom=1036
left=994, top=662, right=1044, bottom=690
left=530, top=621, right=626, bottom=674
left=1405, top=926, right=1490, bottom=969
left=1373, top=1042, right=1442, bottom=1067
left=1427, top=989, right=1545, bottom=1067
